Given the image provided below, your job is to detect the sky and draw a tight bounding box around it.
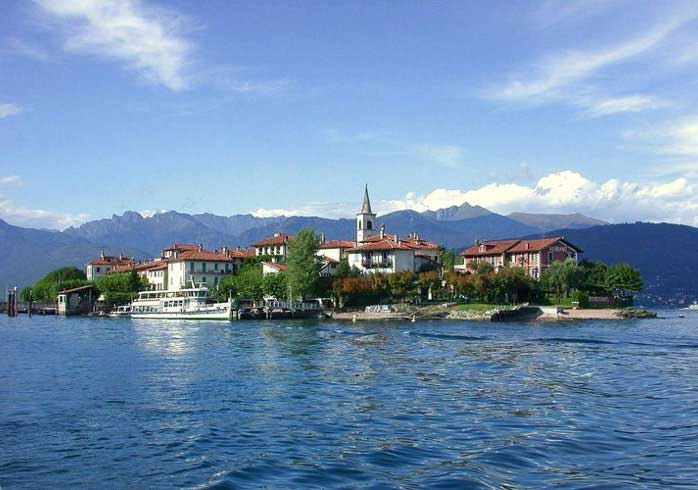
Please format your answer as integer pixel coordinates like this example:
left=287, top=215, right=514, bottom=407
left=2, top=0, right=698, bottom=229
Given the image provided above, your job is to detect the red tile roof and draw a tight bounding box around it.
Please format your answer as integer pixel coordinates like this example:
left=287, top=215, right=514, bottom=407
left=166, top=243, right=199, bottom=250
left=318, top=240, right=355, bottom=249
left=402, top=236, right=440, bottom=250
left=223, top=247, right=256, bottom=258
left=253, top=234, right=292, bottom=247
left=347, top=237, right=413, bottom=252
left=175, top=249, right=238, bottom=262
left=88, top=256, right=134, bottom=266
left=57, top=284, right=96, bottom=294
left=462, top=237, right=582, bottom=256
left=110, top=260, right=164, bottom=274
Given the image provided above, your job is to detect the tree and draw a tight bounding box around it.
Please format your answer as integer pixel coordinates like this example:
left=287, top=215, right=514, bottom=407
left=232, top=264, right=264, bottom=299
left=213, top=275, right=237, bottom=302
left=541, top=259, right=584, bottom=302
left=579, top=260, right=609, bottom=294
left=605, top=263, right=643, bottom=296
left=263, top=272, right=287, bottom=298
left=95, top=272, right=146, bottom=305
left=388, top=272, right=416, bottom=301
left=441, top=249, right=456, bottom=273
left=334, top=257, right=353, bottom=277
left=286, top=228, right=321, bottom=299
left=24, top=266, right=90, bottom=302
left=476, top=261, right=494, bottom=275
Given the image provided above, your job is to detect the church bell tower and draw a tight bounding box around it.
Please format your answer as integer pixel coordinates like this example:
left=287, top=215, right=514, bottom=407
left=356, top=185, right=377, bottom=243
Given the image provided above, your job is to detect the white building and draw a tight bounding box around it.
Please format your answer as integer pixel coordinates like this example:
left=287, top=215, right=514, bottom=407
left=86, top=251, right=134, bottom=281
left=345, top=187, right=442, bottom=274
left=164, top=245, right=247, bottom=290
left=253, top=233, right=292, bottom=260
left=262, top=262, right=288, bottom=276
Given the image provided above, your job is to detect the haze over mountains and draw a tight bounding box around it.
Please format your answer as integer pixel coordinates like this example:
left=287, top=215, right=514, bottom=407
left=3, top=202, right=697, bottom=303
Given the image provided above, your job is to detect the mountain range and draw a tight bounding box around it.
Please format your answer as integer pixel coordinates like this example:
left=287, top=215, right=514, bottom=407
left=4, top=203, right=696, bottom=303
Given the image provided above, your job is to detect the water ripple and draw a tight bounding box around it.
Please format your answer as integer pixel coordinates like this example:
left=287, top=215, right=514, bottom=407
left=2, top=315, right=698, bottom=489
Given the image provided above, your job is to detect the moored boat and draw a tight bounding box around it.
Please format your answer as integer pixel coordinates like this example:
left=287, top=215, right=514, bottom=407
left=689, top=302, right=698, bottom=311
left=130, top=286, right=235, bottom=320
left=109, top=305, right=132, bottom=317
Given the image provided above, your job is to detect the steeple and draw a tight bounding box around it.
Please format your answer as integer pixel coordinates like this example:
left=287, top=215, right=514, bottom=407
left=356, top=184, right=377, bottom=243
left=360, top=184, right=373, bottom=214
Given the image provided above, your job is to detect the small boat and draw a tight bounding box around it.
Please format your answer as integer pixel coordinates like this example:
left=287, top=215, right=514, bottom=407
left=109, top=305, right=132, bottom=317
left=688, top=302, right=698, bottom=311
left=130, top=284, right=235, bottom=320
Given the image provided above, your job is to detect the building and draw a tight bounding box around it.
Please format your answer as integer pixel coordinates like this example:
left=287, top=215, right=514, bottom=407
left=56, top=284, right=97, bottom=315
left=253, top=233, right=292, bottom=260
left=345, top=187, right=442, bottom=274
left=459, top=237, right=582, bottom=279
left=86, top=251, right=134, bottom=281
left=165, top=245, right=247, bottom=290
left=111, top=260, right=169, bottom=291
left=262, top=262, right=288, bottom=276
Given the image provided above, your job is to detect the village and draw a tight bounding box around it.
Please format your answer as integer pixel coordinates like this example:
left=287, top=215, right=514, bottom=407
left=5, top=185, right=651, bottom=321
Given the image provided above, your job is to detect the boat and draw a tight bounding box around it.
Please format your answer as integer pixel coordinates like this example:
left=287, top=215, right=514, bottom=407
left=689, top=302, right=698, bottom=311
left=130, top=284, right=235, bottom=320
left=109, top=305, right=132, bottom=317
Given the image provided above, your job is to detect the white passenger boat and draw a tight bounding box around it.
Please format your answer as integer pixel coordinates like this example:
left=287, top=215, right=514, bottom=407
left=689, top=302, right=698, bottom=311
left=130, top=285, right=235, bottom=320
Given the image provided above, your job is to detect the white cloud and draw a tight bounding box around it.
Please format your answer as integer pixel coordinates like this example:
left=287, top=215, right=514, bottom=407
left=139, top=209, right=167, bottom=218
left=252, top=208, right=299, bottom=218
left=582, top=95, right=663, bottom=118
left=37, top=0, right=193, bottom=91
left=378, top=170, right=698, bottom=226
left=663, top=118, right=698, bottom=156
left=0, top=197, right=89, bottom=229
left=0, top=103, right=21, bottom=119
left=0, top=175, right=23, bottom=186
left=486, top=15, right=692, bottom=116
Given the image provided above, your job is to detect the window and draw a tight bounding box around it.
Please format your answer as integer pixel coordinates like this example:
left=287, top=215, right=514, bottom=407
left=202, top=277, right=207, bottom=283
left=214, top=263, right=219, bottom=271
left=202, top=262, right=207, bottom=273
left=96, top=267, right=101, bottom=273
left=189, top=262, right=194, bottom=272
left=358, top=220, right=362, bottom=230
left=548, top=252, right=553, bottom=262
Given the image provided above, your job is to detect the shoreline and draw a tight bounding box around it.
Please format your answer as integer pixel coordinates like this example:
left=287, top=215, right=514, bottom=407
left=331, top=305, right=657, bottom=322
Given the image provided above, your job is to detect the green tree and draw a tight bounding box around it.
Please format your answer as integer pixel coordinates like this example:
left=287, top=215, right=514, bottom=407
left=441, top=249, right=456, bottom=273
left=232, top=264, right=264, bottom=299
left=24, top=266, right=90, bottom=301
left=212, top=275, right=237, bottom=302
left=95, top=272, right=146, bottom=305
left=579, top=260, right=609, bottom=294
left=263, top=272, right=287, bottom=298
left=541, top=258, right=584, bottom=303
left=334, top=257, right=353, bottom=277
left=605, top=263, right=643, bottom=297
left=286, top=228, right=321, bottom=299
left=476, top=261, right=495, bottom=275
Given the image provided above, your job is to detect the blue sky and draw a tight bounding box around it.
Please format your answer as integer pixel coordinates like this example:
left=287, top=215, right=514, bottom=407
left=2, top=0, right=698, bottom=229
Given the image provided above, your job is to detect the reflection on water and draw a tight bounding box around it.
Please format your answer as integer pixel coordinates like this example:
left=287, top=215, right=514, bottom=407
left=2, top=314, right=698, bottom=489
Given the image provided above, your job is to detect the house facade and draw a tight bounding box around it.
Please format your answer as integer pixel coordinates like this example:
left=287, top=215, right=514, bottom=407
left=86, top=251, right=134, bottom=281
left=460, top=237, right=582, bottom=279
left=165, top=246, right=246, bottom=290
left=253, top=233, right=292, bottom=260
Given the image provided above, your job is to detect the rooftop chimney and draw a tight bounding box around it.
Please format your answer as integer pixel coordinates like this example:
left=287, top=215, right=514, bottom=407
left=380, top=224, right=385, bottom=239
left=100, top=249, right=105, bottom=259
left=320, top=232, right=326, bottom=243
left=198, top=244, right=203, bottom=251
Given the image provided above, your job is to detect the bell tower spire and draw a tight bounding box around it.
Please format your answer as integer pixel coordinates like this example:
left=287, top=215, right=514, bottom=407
left=356, top=184, right=377, bottom=243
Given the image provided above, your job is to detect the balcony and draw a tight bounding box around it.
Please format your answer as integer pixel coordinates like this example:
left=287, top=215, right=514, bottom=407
left=362, top=260, right=393, bottom=269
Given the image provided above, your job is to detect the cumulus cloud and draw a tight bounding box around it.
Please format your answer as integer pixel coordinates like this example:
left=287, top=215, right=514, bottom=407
left=37, top=0, right=193, bottom=91
left=0, top=103, right=21, bottom=119
left=0, top=197, right=89, bottom=229
left=378, top=171, right=698, bottom=226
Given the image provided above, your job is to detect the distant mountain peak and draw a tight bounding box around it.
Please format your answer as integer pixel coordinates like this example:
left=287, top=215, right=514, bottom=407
left=422, top=202, right=493, bottom=221
left=508, top=212, right=607, bottom=230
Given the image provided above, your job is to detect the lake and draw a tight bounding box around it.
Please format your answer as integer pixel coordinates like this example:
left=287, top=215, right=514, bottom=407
left=2, top=313, right=698, bottom=489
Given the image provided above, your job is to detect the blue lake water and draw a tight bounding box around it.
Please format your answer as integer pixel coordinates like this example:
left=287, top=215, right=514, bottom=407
left=2, top=312, right=698, bottom=489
